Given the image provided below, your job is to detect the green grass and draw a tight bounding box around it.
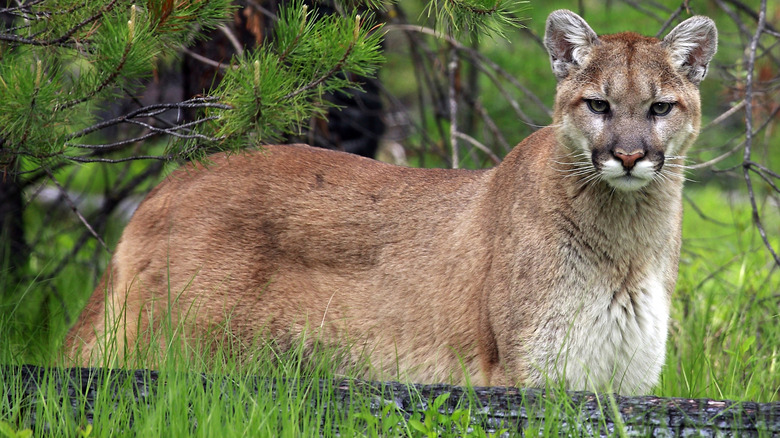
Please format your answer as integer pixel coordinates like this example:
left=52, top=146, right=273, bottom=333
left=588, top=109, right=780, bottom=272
left=661, top=185, right=779, bottom=402
left=0, top=317, right=516, bottom=437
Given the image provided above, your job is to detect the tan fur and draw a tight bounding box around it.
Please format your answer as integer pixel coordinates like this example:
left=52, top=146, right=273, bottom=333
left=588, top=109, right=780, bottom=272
left=66, top=11, right=717, bottom=394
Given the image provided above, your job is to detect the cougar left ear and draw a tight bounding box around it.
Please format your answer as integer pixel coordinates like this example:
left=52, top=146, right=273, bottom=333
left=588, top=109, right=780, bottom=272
left=663, top=16, right=718, bottom=85
left=544, top=10, right=600, bottom=81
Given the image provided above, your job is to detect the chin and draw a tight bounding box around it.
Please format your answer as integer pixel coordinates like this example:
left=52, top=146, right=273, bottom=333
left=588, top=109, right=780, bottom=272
left=606, top=175, right=652, bottom=191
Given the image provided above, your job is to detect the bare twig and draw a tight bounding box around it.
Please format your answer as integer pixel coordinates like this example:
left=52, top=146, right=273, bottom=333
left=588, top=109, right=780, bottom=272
left=683, top=193, right=731, bottom=227
left=246, top=0, right=279, bottom=22
left=472, top=100, right=511, bottom=152
left=741, top=0, right=780, bottom=266
left=66, top=132, right=160, bottom=151
left=43, top=168, right=108, bottom=252
left=655, top=6, right=683, bottom=38
left=618, top=0, right=667, bottom=23
left=747, top=160, right=780, bottom=180
left=722, top=0, right=780, bottom=35
left=448, top=44, right=459, bottom=169
left=688, top=141, right=743, bottom=170
left=67, top=154, right=173, bottom=164
left=747, top=162, right=780, bottom=194
left=453, top=131, right=500, bottom=165
left=692, top=104, right=780, bottom=171
left=64, top=98, right=230, bottom=141
left=714, top=0, right=754, bottom=41
left=123, top=116, right=222, bottom=140
left=702, top=100, right=746, bottom=131
left=41, top=161, right=164, bottom=283
left=405, top=28, right=451, bottom=162
left=386, top=24, right=552, bottom=117
left=182, top=48, right=231, bottom=70
left=218, top=24, right=244, bottom=56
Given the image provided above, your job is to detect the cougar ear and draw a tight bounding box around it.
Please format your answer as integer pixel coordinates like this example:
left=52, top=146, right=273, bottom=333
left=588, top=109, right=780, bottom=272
left=544, top=10, right=600, bottom=81
left=663, top=16, right=718, bottom=85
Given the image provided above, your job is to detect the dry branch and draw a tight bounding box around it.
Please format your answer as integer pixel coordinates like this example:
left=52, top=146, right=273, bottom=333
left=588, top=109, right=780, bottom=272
left=739, top=0, right=780, bottom=266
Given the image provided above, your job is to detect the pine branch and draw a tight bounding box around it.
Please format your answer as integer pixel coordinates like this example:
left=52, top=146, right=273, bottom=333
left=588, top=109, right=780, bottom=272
left=282, top=16, right=363, bottom=101
left=56, top=37, right=134, bottom=111
left=423, top=0, right=525, bottom=39
left=0, top=0, right=119, bottom=47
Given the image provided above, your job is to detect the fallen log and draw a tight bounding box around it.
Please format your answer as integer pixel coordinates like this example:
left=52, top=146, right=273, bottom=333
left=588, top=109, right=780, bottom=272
left=2, top=365, right=778, bottom=436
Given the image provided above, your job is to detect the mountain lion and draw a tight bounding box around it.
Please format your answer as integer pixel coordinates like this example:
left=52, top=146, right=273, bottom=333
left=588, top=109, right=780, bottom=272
left=67, top=10, right=717, bottom=394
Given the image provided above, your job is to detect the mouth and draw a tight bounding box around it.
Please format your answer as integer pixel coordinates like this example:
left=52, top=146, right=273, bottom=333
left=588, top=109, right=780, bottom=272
left=595, top=154, right=658, bottom=192
left=604, top=173, right=652, bottom=191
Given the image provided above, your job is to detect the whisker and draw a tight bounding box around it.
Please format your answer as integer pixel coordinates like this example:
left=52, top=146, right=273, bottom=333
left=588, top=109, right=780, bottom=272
left=561, top=170, right=599, bottom=184
left=551, top=164, right=593, bottom=176
left=551, top=159, right=591, bottom=167
left=607, top=184, right=619, bottom=201
left=654, top=172, right=671, bottom=184
left=555, top=162, right=593, bottom=171
left=663, top=163, right=693, bottom=169
left=657, top=168, right=692, bottom=183
left=565, top=174, right=596, bottom=182
left=549, top=151, right=595, bottom=176
left=576, top=171, right=603, bottom=190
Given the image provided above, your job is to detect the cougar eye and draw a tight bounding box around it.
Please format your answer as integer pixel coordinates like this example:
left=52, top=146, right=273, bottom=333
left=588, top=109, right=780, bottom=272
left=650, top=102, right=673, bottom=116
left=586, top=99, right=610, bottom=114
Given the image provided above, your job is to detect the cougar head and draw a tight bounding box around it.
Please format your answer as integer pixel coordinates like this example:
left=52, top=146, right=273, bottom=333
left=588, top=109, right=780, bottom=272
left=544, top=10, right=717, bottom=192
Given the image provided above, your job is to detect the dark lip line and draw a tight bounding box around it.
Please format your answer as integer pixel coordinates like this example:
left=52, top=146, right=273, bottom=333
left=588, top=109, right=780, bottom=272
left=606, top=174, right=652, bottom=182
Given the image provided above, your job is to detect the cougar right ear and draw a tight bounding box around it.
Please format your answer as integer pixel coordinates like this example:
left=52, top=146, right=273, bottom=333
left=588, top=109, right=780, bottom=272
left=544, top=10, right=600, bottom=81
left=662, top=16, right=718, bottom=85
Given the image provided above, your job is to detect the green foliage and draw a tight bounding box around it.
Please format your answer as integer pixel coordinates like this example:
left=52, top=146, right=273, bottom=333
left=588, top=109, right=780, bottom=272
left=76, top=425, right=92, bottom=438
left=0, top=0, right=393, bottom=168
left=404, top=393, right=507, bottom=437
left=0, top=421, right=31, bottom=438
left=0, top=53, right=74, bottom=158
left=423, top=0, right=527, bottom=39
left=183, top=2, right=385, bottom=158
left=0, top=0, right=232, bottom=168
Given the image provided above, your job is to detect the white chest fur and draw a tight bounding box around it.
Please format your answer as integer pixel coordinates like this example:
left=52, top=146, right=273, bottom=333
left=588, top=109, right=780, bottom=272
left=565, top=272, right=669, bottom=393
left=529, top=271, right=670, bottom=394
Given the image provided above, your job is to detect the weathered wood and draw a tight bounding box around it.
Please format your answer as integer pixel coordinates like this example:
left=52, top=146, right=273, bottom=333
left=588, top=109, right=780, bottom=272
left=3, top=365, right=778, bottom=436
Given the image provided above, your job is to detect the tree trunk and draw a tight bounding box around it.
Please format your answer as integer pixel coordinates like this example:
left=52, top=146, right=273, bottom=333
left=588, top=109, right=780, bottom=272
left=5, top=365, right=778, bottom=436
left=0, top=157, right=28, bottom=292
left=1, top=0, right=30, bottom=291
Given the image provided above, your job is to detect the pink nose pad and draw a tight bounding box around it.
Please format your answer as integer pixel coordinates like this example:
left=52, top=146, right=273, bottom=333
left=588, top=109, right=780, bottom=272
left=614, top=151, right=645, bottom=169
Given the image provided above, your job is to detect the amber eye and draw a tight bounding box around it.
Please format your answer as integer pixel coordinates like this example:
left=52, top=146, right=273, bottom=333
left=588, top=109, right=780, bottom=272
left=586, top=99, right=610, bottom=114
left=650, top=102, right=673, bottom=116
